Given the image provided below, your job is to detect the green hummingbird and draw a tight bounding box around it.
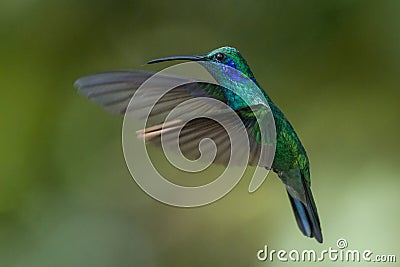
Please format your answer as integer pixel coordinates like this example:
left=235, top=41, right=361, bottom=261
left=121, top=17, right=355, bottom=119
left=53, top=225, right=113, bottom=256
left=74, top=46, right=323, bottom=243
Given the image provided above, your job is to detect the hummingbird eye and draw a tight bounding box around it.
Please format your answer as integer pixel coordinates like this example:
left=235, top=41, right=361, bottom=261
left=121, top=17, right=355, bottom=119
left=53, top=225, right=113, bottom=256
left=214, top=52, right=226, bottom=62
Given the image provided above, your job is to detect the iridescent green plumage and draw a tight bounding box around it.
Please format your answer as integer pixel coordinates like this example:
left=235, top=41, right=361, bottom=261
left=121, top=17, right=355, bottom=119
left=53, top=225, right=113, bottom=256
left=74, top=46, right=322, bottom=243
left=198, top=47, right=322, bottom=242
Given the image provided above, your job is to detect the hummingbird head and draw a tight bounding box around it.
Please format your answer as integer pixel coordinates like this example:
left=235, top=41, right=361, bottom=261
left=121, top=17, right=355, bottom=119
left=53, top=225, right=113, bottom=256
left=148, top=46, right=257, bottom=82
left=203, top=47, right=255, bottom=78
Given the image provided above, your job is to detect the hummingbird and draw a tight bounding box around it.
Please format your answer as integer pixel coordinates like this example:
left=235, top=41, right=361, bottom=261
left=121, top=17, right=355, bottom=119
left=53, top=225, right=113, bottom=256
left=74, top=46, right=323, bottom=243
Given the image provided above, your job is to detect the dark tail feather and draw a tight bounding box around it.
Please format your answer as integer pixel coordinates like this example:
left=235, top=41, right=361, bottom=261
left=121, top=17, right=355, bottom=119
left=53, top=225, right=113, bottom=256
left=287, top=178, right=323, bottom=243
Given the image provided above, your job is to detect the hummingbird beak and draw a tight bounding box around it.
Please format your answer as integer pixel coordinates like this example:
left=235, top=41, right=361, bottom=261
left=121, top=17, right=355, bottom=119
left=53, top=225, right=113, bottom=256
left=147, top=55, right=206, bottom=64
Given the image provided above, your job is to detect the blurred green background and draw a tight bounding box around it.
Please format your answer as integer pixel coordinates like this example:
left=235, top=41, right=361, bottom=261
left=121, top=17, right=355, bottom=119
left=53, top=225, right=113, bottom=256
left=1, top=0, right=399, bottom=266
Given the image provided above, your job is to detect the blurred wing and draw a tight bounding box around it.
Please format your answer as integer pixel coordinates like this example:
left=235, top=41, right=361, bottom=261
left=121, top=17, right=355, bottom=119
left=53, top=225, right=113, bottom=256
left=74, top=71, right=225, bottom=118
left=141, top=105, right=274, bottom=168
left=74, top=71, right=273, bottom=168
left=141, top=110, right=247, bottom=166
